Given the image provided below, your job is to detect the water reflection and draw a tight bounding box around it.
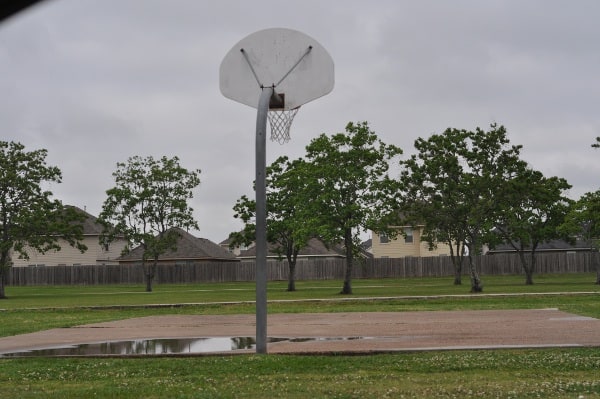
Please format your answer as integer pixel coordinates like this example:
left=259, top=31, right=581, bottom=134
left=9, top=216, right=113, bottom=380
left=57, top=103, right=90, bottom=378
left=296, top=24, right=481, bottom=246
left=0, top=336, right=367, bottom=357
left=0, top=337, right=257, bottom=357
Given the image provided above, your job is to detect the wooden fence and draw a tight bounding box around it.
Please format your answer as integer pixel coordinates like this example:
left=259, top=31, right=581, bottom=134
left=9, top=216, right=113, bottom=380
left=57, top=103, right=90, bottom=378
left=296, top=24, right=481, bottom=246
left=6, top=252, right=598, bottom=286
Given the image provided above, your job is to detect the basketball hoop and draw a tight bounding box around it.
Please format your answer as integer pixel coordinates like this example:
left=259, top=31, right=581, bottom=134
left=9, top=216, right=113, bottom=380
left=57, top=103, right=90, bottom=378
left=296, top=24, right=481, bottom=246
left=268, top=107, right=299, bottom=144
left=220, top=28, right=334, bottom=354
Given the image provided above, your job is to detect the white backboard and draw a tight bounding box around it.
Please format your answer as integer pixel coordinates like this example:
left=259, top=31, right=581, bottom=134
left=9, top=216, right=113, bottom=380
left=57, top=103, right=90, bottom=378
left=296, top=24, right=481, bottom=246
left=220, top=28, right=334, bottom=110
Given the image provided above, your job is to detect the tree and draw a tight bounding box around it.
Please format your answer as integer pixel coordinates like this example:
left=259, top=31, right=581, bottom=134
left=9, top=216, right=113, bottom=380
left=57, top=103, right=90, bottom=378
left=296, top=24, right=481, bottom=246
left=401, top=124, right=525, bottom=292
left=400, top=129, right=470, bottom=285
left=494, top=169, right=572, bottom=284
left=0, top=141, right=86, bottom=298
left=230, top=156, right=311, bottom=291
left=98, top=155, right=200, bottom=292
left=297, top=122, right=403, bottom=294
left=560, top=190, right=600, bottom=285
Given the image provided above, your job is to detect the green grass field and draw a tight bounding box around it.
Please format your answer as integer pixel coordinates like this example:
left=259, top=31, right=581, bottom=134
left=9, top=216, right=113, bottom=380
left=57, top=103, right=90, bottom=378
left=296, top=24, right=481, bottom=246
left=0, top=273, right=599, bottom=398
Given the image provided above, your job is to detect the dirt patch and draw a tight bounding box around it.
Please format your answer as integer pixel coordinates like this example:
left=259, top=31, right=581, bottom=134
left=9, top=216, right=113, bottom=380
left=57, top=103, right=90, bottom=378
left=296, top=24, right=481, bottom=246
left=1, top=309, right=599, bottom=355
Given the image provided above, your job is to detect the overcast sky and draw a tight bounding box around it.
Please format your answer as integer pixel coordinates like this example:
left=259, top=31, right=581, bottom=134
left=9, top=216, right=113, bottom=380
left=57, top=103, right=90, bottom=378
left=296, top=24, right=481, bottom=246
left=1, top=0, right=599, bottom=243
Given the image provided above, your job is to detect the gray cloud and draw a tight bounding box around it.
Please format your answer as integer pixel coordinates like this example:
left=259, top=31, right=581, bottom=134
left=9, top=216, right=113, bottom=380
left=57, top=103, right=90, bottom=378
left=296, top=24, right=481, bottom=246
left=1, top=0, right=599, bottom=242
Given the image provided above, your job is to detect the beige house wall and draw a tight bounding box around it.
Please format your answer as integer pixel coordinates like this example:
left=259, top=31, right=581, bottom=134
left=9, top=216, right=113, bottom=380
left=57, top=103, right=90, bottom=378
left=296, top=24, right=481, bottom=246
left=372, top=227, right=451, bottom=258
left=11, top=236, right=128, bottom=267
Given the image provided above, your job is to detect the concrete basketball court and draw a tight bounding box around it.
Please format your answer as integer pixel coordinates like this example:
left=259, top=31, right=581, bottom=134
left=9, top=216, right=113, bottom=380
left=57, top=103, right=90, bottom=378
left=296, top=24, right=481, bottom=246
left=1, top=308, right=600, bottom=355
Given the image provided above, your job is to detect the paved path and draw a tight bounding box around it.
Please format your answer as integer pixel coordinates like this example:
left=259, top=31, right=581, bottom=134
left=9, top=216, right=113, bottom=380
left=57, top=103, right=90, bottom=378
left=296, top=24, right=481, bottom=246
left=1, top=309, right=599, bottom=355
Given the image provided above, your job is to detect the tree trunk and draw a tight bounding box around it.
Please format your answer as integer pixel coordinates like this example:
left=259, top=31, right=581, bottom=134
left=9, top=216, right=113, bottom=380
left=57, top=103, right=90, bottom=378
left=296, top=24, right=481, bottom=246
left=448, top=242, right=462, bottom=285
left=527, top=251, right=537, bottom=285
left=287, top=261, right=296, bottom=292
left=518, top=252, right=535, bottom=285
left=0, top=270, right=6, bottom=299
left=524, top=268, right=534, bottom=285
left=467, top=253, right=483, bottom=292
left=594, top=251, right=600, bottom=285
left=145, top=274, right=153, bottom=292
left=0, top=251, right=9, bottom=299
left=340, top=228, right=353, bottom=295
left=452, top=255, right=462, bottom=285
left=286, top=247, right=299, bottom=292
left=144, top=258, right=157, bottom=292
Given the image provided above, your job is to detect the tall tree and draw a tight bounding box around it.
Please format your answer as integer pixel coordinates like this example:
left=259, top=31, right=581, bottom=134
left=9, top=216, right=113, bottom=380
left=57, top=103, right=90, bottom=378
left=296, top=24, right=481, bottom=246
left=401, top=124, right=525, bottom=292
left=0, top=141, right=86, bottom=298
left=400, top=129, right=470, bottom=285
left=494, top=169, right=572, bottom=284
left=98, top=155, right=200, bottom=292
left=560, top=190, right=600, bottom=284
left=230, top=156, right=311, bottom=291
left=298, top=122, right=403, bottom=294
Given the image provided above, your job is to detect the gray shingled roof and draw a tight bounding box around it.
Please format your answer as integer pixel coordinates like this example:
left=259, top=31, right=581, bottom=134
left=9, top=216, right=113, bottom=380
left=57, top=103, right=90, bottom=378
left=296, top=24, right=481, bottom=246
left=487, top=238, right=594, bottom=254
left=66, top=205, right=104, bottom=235
left=118, top=227, right=238, bottom=262
left=238, top=237, right=346, bottom=258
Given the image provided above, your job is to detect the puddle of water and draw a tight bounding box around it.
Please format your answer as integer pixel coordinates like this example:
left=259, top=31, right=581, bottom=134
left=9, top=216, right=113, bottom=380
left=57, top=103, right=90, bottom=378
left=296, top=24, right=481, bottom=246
left=0, top=337, right=257, bottom=357
left=0, top=336, right=367, bottom=357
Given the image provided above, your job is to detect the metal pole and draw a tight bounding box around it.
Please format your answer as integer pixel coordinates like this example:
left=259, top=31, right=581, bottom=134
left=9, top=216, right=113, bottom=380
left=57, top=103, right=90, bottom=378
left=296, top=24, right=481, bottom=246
left=255, top=86, right=272, bottom=354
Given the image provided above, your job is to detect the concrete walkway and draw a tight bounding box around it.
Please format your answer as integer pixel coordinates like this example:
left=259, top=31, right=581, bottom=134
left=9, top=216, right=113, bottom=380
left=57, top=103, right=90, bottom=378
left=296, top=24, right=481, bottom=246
left=1, top=308, right=599, bottom=355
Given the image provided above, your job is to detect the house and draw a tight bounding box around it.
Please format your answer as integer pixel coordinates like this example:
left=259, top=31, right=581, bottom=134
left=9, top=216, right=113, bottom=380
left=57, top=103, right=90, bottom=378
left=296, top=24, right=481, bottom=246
left=11, top=206, right=128, bottom=267
left=371, top=225, right=451, bottom=258
left=219, top=236, right=255, bottom=256
left=236, top=237, right=349, bottom=261
left=118, top=228, right=239, bottom=265
left=360, top=238, right=373, bottom=255
left=486, top=238, right=595, bottom=255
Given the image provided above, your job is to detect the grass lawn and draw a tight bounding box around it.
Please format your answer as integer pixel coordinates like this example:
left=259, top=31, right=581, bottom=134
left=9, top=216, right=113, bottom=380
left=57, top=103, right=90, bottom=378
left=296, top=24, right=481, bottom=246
left=0, top=273, right=599, bottom=398
left=0, top=348, right=599, bottom=398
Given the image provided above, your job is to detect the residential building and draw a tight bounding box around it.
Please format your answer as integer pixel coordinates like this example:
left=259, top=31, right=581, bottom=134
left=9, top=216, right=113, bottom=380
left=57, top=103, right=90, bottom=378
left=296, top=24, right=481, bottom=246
left=118, top=227, right=239, bottom=265
left=371, top=226, right=451, bottom=258
left=219, top=236, right=255, bottom=256
left=236, top=237, right=348, bottom=261
left=486, top=238, right=595, bottom=255
left=11, top=206, right=127, bottom=267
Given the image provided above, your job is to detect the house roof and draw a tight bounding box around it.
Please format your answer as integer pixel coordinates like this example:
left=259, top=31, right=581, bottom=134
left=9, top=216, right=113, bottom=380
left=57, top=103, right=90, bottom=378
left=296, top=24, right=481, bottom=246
left=361, top=238, right=372, bottom=250
left=219, top=236, right=233, bottom=246
left=118, top=227, right=238, bottom=262
left=238, top=237, right=346, bottom=259
left=487, top=238, right=594, bottom=254
left=66, top=206, right=105, bottom=235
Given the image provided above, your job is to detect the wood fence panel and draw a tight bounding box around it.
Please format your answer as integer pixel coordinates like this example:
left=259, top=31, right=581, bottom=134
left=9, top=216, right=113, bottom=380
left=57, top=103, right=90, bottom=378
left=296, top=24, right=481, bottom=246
left=5, top=253, right=599, bottom=286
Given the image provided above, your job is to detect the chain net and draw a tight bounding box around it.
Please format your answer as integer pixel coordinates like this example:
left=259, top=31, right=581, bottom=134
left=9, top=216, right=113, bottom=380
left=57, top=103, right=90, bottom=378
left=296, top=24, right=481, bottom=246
left=267, top=107, right=300, bottom=144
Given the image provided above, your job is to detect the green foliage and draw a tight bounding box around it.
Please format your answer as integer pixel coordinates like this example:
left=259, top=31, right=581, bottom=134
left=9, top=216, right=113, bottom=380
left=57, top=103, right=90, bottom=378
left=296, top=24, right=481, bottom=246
left=232, top=122, right=402, bottom=294
left=0, top=141, right=86, bottom=298
left=560, top=190, right=600, bottom=284
left=401, top=124, right=532, bottom=291
left=561, top=190, right=600, bottom=245
left=231, top=156, right=313, bottom=291
left=298, top=121, right=403, bottom=294
left=98, top=155, right=201, bottom=291
left=495, top=168, right=572, bottom=284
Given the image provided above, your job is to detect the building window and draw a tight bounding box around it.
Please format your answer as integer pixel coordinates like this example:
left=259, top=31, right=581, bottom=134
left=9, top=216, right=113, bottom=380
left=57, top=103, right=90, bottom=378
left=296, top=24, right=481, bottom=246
left=379, top=233, right=389, bottom=244
left=404, top=228, right=413, bottom=244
